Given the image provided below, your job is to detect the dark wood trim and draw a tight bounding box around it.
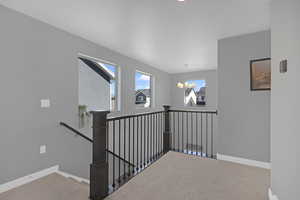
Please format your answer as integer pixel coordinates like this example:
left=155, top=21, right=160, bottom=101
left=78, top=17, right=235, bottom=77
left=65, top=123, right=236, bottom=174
left=163, top=106, right=171, bottom=153
left=90, top=111, right=109, bottom=200
left=169, top=110, right=218, bottom=114
left=107, top=111, right=164, bottom=121
left=250, top=57, right=271, bottom=91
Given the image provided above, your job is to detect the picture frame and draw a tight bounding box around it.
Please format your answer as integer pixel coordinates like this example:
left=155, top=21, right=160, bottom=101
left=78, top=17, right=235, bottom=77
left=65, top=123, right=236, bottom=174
left=250, top=58, right=271, bottom=91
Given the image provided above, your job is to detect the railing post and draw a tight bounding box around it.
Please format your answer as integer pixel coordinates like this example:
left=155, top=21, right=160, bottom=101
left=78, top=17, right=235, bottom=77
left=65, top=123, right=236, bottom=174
left=163, top=105, right=171, bottom=153
left=90, top=111, right=109, bottom=200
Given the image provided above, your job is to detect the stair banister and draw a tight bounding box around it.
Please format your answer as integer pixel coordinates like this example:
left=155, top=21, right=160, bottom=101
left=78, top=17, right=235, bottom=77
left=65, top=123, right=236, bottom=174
left=163, top=105, right=171, bottom=153
left=90, top=111, right=109, bottom=200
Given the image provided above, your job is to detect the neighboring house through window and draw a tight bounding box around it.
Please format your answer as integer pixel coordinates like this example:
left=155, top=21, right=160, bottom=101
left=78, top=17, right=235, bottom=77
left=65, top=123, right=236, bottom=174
left=135, top=71, right=152, bottom=108
left=184, top=80, right=206, bottom=106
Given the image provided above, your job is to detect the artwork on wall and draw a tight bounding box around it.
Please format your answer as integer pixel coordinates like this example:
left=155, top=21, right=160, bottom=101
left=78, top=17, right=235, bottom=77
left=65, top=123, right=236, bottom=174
left=250, top=58, right=271, bottom=91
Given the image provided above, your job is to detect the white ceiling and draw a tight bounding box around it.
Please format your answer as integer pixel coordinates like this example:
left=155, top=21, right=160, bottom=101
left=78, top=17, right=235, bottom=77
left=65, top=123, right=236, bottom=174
left=0, top=0, right=271, bottom=73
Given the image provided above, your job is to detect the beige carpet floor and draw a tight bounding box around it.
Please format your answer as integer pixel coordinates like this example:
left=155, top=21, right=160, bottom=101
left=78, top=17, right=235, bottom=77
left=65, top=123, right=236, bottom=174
left=0, top=173, right=89, bottom=200
left=106, top=151, right=270, bottom=200
left=0, top=152, right=270, bottom=200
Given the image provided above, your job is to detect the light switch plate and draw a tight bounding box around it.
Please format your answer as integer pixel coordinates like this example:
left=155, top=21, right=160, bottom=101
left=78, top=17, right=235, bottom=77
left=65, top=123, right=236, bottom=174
left=40, top=145, right=46, bottom=154
left=41, top=99, right=50, bottom=108
left=280, top=59, right=288, bottom=73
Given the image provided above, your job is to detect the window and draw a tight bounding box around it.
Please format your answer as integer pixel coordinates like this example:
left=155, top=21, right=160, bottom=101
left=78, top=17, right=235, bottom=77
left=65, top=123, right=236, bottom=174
left=78, top=56, right=119, bottom=112
left=135, top=71, right=152, bottom=108
left=184, top=80, right=206, bottom=106
left=100, top=62, right=118, bottom=111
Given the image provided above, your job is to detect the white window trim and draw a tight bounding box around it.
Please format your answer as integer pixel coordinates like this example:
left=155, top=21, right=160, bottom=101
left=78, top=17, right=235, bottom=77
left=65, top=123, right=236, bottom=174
left=183, top=79, right=207, bottom=107
left=135, top=70, right=154, bottom=109
left=78, top=53, right=121, bottom=113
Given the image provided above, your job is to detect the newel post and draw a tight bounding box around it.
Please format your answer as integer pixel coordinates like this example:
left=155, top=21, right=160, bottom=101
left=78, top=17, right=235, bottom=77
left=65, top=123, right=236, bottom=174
left=90, top=111, right=109, bottom=200
left=163, top=105, right=171, bottom=153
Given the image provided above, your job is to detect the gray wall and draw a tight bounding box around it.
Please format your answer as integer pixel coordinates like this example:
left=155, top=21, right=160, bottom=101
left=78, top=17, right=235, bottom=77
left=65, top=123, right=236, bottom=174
left=0, top=5, right=170, bottom=184
left=218, top=31, right=271, bottom=162
left=271, top=1, right=300, bottom=199
left=170, top=70, right=217, bottom=110
left=78, top=59, right=110, bottom=111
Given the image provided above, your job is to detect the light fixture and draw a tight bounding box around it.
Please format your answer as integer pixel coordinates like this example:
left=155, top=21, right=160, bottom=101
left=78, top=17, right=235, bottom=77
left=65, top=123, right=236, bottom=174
left=177, top=0, right=185, bottom=2
left=177, top=81, right=197, bottom=89
left=176, top=82, right=184, bottom=88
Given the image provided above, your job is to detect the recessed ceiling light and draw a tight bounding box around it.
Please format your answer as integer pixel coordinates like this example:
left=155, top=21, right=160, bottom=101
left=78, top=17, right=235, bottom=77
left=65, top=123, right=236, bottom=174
left=177, top=0, right=185, bottom=2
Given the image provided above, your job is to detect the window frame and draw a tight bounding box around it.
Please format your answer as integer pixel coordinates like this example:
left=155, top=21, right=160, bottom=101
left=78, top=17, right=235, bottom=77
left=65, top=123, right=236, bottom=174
left=78, top=53, right=121, bottom=112
left=135, top=70, right=154, bottom=109
left=183, top=79, right=207, bottom=107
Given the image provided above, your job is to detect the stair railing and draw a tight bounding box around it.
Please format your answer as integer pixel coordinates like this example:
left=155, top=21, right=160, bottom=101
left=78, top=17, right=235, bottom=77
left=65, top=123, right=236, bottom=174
left=65, top=106, right=217, bottom=200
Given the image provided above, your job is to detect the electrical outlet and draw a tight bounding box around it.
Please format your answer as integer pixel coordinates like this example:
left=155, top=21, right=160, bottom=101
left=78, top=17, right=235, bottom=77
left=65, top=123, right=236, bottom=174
left=40, top=145, right=46, bottom=154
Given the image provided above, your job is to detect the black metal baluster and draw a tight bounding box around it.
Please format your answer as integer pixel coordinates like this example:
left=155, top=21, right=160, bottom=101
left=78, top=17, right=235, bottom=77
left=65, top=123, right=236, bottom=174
left=157, top=113, right=160, bottom=158
left=136, top=117, right=139, bottom=171
left=128, top=117, right=131, bottom=176
left=133, top=117, right=135, bottom=173
left=160, top=112, right=162, bottom=155
left=118, top=120, right=121, bottom=183
left=112, top=120, right=116, bottom=188
left=153, top=114, right=155, bottom=159
left=140, top=116, right=143, bottom=169
left=162, top=112, right=164, bottom=154
left=123, top=119, right=126, bottom=179
left=206, top=113, right=208, bottom=158
left=158, top=112, right=161, bottom=155
left=153, top=114, right=155, bottom=160
left=186, top=112, right=189, bottom=154
left=155, top=113, right=157, bottom=159
left=201, top=113, right=203, bottom=157
left=147, top=114, right=150, bottom=164
left=181, top=112, right=184, bottom=152
left=211, top=113, right=214, bottom=158
left=154, top=114, right=156, bottom=160
left=144, top=115, right=146, bottom=167
left=191, top=113, right=194, bottom=154
left=177, top=112, right=179, bottom=152
left=170, top=112, right=175, bottom=151
left=150, top=114, right=153, bottom=162
left=196, top=113, right=198, bottom=156
left=149, top=114, right=151, bottom=163
left=159, top=112, right=161, bottom=156
left=152, top=114, right=154, bottom=160
left=156, top=114, right=159, bottom=159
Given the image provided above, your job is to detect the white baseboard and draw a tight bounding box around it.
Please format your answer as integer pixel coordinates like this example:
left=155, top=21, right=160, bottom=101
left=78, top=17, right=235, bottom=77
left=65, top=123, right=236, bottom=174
left=56, top=171, right=89, bottom=184
left=0, top=165, right=89, bottom=194
left=0, top=165, right=59, bottom=194
left=269, top=188, right=279, bottom=200
left=217, top=154, right=271, bottom=169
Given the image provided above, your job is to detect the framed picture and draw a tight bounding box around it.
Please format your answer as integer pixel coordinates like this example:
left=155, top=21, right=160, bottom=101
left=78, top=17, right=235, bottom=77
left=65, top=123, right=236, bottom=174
left=250, top=58, right=271, bottom=91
